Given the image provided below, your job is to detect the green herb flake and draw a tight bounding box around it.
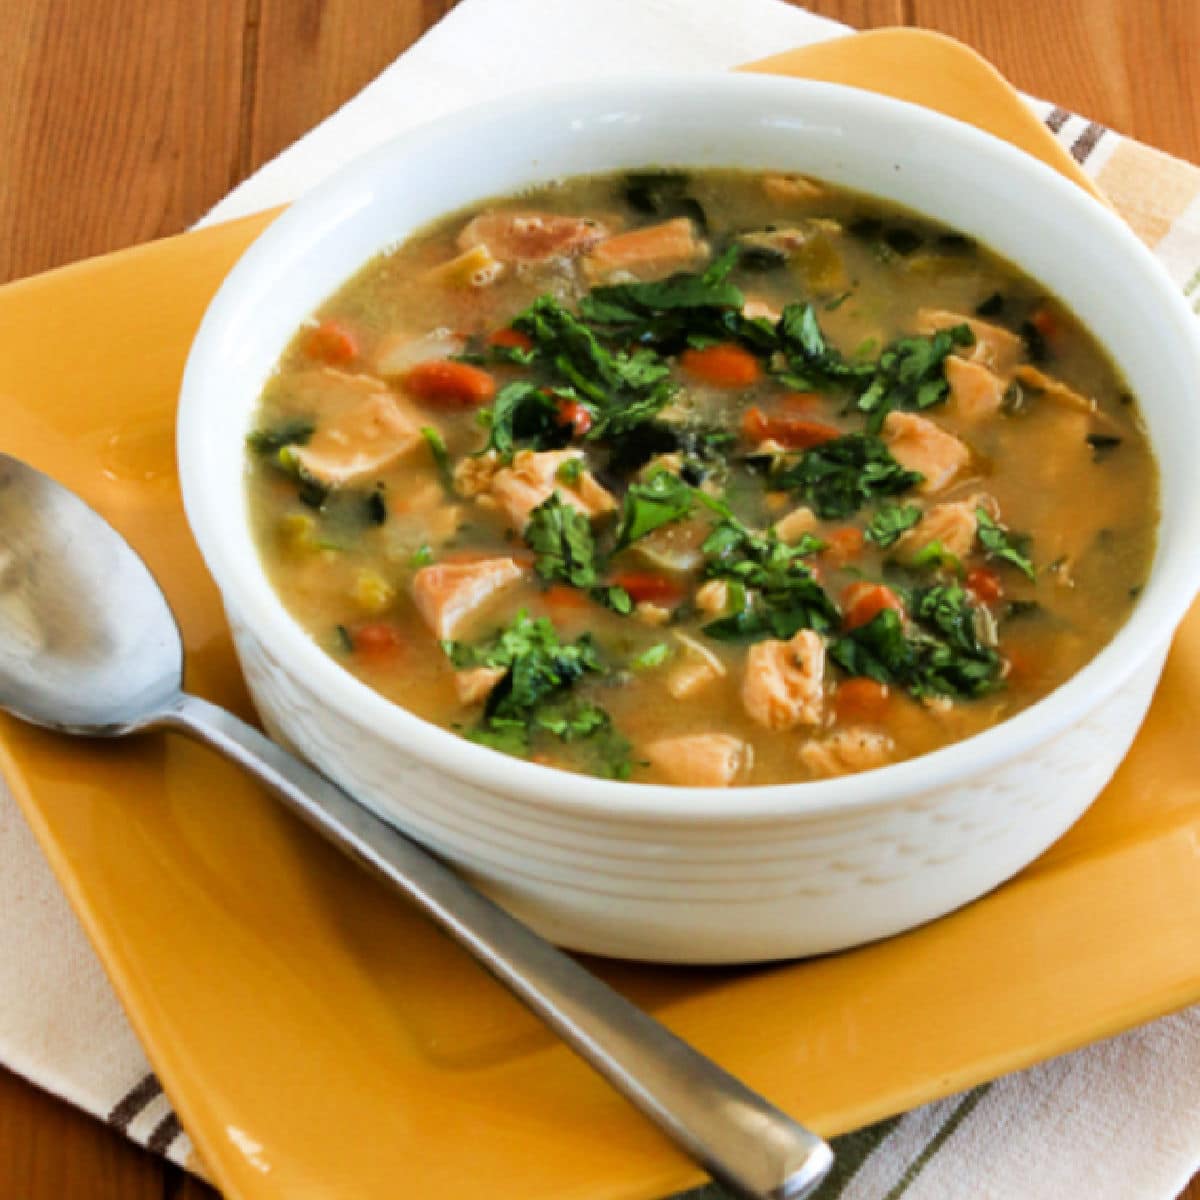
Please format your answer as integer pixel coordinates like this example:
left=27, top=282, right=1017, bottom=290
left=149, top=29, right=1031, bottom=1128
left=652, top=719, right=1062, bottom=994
left=421, top=426, right=453, bottom=487
left=774, top=434, right=924, bottom=520
left=865, top=501, right=922, bottom=548
left=615, top=469, right=694, bottom=549
left=525, top=493, right=600, bottom=589
left=975, top=508, right=1035, bottom=580
left=630, top=642, right=671, bottom=671
left=408, top=543, right=434, bottom=568
left=247, top=419, right=314, bottom=454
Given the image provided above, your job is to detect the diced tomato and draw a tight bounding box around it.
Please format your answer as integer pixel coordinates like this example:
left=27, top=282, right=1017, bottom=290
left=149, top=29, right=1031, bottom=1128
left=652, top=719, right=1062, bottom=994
left=610, top=571, right=686, bottom=606
left=556, top=399, right=594, bottom=437
left=304, top=319, right=359, bottom=364
left=543, top=584, right=589, bottom=609
left=486, top=327, right=534, bottom=352
left=841, top=582, right=905, bottom=631
left=741, top=406, right=840, bottom=449
left=352, top=623, right=405, bottom=658
left=403, top=360, right=497, bottom=407
left=821, top=527, right=865, bottom=567
left=966, top=566, right=1003, bottom=604
left=1029, top=304, right=1060, bottom=341
left=834, top=678, right=891, bottom=724
left=679, top=343, right=762, bottom=388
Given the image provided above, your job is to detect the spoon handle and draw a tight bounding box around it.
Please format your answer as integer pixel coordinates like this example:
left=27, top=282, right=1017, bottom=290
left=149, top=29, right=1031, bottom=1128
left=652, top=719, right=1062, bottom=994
left=161, top=692, right=832, bottom=1200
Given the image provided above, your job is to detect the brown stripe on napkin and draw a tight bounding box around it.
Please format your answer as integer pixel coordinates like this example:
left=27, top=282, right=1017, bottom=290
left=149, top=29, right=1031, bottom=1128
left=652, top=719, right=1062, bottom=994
left=146, top=1111, right=183, bottom=1155
left=1044, top=106, right=1070, bottom=133
left=106, top=1072, right=162, bottom=1132
left=1071, top=121, right=1105, bottom=163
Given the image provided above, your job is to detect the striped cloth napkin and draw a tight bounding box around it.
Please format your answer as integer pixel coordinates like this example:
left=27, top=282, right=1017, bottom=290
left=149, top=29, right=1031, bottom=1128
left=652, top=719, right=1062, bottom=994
left=5, top=1, right=1200, bottom=1196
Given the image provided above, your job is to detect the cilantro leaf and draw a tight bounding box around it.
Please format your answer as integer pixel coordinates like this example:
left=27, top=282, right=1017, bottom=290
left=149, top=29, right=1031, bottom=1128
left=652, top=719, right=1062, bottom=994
left=856, top=325, right=975, bottom=432
left=524, top=493, right=600, bottom=588
left=480, top=380, right=568, bottom=459
left=775, top=303, right=876, bottom=388
left=615, top=469, right=694, bottom=549
left=865, top=501, right=922, bottom=548
left=700, top=515, right=837, bottom=642
left=247, top=419, right=314, bottom=454
left=773, top=434, right=923, bottom=519
left=445, top=612, right=629, bottom=777
left=975, top=508, right=1035, bottom=580
left=830, top=585, right=1001, bottom=700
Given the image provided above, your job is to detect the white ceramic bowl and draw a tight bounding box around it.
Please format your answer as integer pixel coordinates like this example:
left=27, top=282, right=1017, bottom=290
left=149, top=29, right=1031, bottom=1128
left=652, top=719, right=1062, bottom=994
left=178, top=75, right=1200, bottom=963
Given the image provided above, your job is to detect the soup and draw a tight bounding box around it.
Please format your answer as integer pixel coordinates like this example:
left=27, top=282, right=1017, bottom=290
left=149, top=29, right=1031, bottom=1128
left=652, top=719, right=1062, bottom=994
left=245, top=169, right=1157, bottom=787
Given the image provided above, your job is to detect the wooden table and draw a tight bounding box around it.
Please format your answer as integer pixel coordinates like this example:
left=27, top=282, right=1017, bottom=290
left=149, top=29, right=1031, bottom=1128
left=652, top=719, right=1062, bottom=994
left=1, top=2, right=1197, bottom=1197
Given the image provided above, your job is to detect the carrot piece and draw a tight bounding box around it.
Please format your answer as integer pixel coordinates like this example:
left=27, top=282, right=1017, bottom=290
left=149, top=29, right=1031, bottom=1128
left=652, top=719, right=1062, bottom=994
left=821, top=527, right=865, bottom=567
left=834, top=678, right=891, bottom=724
left=352, top=623, right=406, bottom=658
left=741, top=406, right=840, bottom=449
left=680, top=343, right=762, bottom=388
left=1029, top=304, right=1060, bottom=341
left=403, top=360, right=497, bottom=407
left=610, top=571, right=686, bottom=606
left=543, top=584, right=589, bottom=609
left=486, top=327, right=534, bottom=352
left=966, top=566, right=1003, bottom=604
left=841, top=582, right=905, bottom=631
left=304, top=319, right=359, bottom=364
left=556, top=399, right=594, bottom=437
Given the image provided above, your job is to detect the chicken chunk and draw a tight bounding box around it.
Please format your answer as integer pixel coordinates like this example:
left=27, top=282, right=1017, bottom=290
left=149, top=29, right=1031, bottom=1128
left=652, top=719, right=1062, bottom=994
left=742, top=296, right=782, bottom=322
left=288, top=373, right=424, bottom=487
left=742, top=629, right=826, bottom=732
left=1013, top=364, right=1097, bottom=414
left=762, top=173, right=825, bottom=203
left=773, top=505, right=819, bottom=544
left=411, top=557, right=524, bottom=640
left=695, top=579, right=731, bottom=617
left=583, top=218, right=708, bottom=283
left=917, top=308, right=1024, bottom=376
left=457, top=210, right=610, bottom=264
left=666, top=632, right=727, bottom=700
left=945, top=357, right=1006, bottom=423
left=799, top=729, right=895, bottom=778
left=490, top=450, right=616, bottom=532
left=643, top=733, right=752, bottom=787
left=454, top=666, right=506, bottom=706
left=894, top=493, right=998, bottom=563
left=882, top=411, right=970, bottom=495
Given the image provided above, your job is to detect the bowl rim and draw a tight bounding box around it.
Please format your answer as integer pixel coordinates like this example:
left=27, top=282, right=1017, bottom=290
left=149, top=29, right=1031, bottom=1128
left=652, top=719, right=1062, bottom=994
left=178, top=72, right=1200, bottom=824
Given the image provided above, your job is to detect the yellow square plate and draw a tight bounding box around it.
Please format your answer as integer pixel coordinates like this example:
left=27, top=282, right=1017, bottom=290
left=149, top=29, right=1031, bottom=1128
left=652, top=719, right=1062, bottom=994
left=3, top=29, right=1199, bottom=1200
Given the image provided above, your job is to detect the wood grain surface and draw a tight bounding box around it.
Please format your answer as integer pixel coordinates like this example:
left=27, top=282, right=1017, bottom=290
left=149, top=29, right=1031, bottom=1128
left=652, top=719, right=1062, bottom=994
left=0, top=2, right=1196, bottom=1197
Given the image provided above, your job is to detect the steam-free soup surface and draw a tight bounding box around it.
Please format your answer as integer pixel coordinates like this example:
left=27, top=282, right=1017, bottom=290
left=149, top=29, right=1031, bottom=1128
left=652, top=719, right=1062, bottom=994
left=246, top=169, right=1157, bottom=786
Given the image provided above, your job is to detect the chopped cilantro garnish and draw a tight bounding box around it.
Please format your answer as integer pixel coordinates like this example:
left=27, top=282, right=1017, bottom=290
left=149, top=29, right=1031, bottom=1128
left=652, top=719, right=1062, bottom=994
left=831, top=585, right=1001, bottom=700
left=420, top=426, right=453, bottom=487
left=556, top=457, right=583, bottom=485
left=699, top=509, right=837, bottom=642
left=444, top=612, right=629, bottom=776
left=866, top=501, right=923, bottom=548
left=408, top=544, right=434, bottom=568
left=615, top=468, right=694, bottom=549
left=524, top=493, right=600, bottom=588
left=630, top=642, right=672, bottom=671
left=773, top=434, right=923, bottom=520
left=975, top=509, right=1035, bottom=580
left=479, top=381, right=568, bottom=459
left=855, top=325, right=975, bottom=432
left=247, top=419, right=314, bottom=454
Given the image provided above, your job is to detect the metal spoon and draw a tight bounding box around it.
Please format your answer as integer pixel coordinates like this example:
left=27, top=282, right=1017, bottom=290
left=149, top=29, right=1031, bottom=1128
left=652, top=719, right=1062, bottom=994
left=0, top=453, right=833, bottom=1200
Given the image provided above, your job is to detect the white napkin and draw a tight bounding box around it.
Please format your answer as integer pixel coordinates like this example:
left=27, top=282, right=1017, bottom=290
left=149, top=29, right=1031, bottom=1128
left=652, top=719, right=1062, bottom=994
left=6, top=1, right=1200, bottom=1197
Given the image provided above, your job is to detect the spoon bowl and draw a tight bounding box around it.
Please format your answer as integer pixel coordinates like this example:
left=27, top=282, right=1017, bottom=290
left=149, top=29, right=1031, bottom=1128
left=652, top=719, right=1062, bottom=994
left=0, top=455, right=182, bottom=735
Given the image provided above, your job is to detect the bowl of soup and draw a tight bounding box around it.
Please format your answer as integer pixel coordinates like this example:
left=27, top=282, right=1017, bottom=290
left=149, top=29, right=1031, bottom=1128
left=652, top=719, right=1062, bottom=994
left=177, top=75, right=1200, bottom=962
